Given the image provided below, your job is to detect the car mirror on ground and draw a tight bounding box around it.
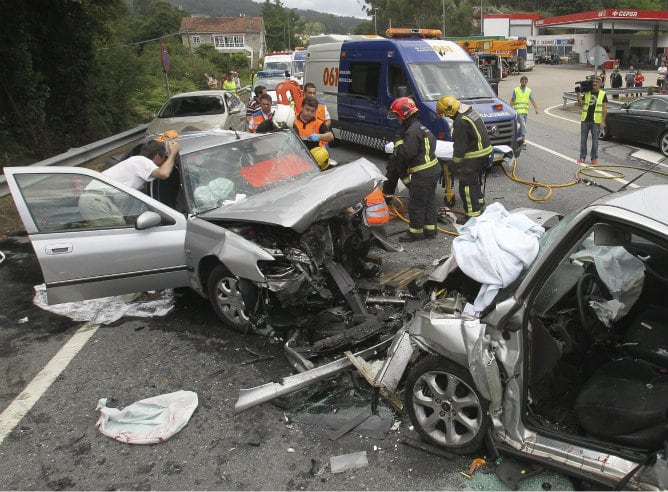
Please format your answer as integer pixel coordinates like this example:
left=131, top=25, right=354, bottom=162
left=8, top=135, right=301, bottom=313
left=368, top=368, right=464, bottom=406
left=135, top=211, right=162, bottom=230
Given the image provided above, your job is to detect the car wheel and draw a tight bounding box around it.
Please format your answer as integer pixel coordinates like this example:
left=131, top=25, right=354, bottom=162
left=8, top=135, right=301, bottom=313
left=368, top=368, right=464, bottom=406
left=207, top=265, right=257, bottom=333
left=660, top=131, right=668, bottom=157
left=405, top=355, right=489, bottom=454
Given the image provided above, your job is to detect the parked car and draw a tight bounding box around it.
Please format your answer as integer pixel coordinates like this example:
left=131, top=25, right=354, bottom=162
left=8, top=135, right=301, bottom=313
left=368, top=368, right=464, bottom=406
left=146, top=90, right=246, bottom=137
left=253, top=69, right=291, bottom=111
left=4, top=130, right=388, bottom=358
left=374, top=185, right=668, bottom=488
left=600, top=94, right=668, bottom=156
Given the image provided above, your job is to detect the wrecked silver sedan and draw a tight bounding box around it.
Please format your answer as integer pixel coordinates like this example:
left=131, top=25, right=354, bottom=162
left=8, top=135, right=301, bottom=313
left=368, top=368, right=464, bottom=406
left=4, top=130, right=388, bottom=357
left=388, top=185, right=668, bottom=489
left=238, top=186, right=668, bottom=489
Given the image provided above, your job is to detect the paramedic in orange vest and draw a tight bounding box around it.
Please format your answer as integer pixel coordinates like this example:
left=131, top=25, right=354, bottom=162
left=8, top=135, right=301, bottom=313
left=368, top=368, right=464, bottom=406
left=310, top=147, right=389, bottom=229
left=248, top=94, right=273, bottom=133
left=303, top=83, right=331, bottom=128
left=294, top=96, right=334, bottom=150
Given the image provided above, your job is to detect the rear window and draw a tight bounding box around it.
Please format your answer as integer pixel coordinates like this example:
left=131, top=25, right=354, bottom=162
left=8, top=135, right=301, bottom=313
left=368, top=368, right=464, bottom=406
left=158, top=96, right=225, bottom=118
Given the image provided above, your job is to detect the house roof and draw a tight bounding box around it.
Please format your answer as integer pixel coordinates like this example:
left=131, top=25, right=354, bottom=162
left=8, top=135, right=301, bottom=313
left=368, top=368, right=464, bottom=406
left=180, top=16, right=264, bottom=34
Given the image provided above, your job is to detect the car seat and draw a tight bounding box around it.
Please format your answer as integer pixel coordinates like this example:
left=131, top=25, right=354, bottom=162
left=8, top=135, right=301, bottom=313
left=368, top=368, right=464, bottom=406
left=621, top=305, right=668, bottom=367
left=574, top=358, right=668, bottom=449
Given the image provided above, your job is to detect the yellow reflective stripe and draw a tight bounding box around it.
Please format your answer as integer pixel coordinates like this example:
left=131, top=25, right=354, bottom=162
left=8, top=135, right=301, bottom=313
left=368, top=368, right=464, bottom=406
left=464, top=145, right=493, bottom=158
left=408, top=158, right=438, bottom=174
left=424, top=224, right=436, bottom=231
left=408, top=226, right=423, bottom=234
left=463, top=185, right=474, bottom=214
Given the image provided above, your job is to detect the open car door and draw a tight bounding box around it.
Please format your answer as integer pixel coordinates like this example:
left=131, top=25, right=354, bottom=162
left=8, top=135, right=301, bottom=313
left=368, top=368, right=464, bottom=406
left=4, top=166, right=190, bottom=305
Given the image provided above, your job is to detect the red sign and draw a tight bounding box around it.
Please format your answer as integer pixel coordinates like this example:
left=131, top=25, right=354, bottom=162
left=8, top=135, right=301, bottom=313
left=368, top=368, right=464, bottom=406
left=160, top=44, right=170, bottom=73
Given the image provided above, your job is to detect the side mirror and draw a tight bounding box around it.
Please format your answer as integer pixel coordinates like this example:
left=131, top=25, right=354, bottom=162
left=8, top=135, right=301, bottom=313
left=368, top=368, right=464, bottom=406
left=135, top=210, right=162, bottom=230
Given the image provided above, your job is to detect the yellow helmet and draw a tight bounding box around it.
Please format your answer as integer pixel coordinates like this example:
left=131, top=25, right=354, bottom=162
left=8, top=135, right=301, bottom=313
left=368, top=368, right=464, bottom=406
left=310, top=146, right=331, bottom=170
left=436, top=95, right=460, bottom=117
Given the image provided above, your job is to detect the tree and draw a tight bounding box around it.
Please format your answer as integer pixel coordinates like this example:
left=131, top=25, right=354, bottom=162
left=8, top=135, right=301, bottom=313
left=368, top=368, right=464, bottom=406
left=262, top=0, right=305, bottom=51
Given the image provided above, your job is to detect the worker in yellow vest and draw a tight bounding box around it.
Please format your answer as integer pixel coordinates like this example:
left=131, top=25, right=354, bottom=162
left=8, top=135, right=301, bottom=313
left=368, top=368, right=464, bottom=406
left=576, top=77, right=607, bottom=165
left=510, top=76, right=540, bottom=150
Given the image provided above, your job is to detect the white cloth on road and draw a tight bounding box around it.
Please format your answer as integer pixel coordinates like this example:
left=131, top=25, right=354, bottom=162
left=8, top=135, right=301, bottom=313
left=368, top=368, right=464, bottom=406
left=96, top=390, right=198, bottom=444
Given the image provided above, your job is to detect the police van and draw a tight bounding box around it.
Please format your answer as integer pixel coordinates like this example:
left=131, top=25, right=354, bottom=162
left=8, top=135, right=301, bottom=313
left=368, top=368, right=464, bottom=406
left=304, top=29, right=521, bottom=153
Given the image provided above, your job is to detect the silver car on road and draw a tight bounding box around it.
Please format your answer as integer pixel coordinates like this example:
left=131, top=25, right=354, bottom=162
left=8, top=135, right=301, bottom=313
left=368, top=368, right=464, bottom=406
left=5, top=130, right=385, bottom=341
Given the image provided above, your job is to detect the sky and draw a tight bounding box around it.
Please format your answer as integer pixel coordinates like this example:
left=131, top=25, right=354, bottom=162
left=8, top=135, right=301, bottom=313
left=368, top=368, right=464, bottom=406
left=279, top=0, right=370, bottom=19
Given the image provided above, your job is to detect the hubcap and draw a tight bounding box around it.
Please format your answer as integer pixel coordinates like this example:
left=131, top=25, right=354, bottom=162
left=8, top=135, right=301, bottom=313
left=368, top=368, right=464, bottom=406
left=215, top=277, right=250, bottom=325
left=411, top=370, right=483, bottom=447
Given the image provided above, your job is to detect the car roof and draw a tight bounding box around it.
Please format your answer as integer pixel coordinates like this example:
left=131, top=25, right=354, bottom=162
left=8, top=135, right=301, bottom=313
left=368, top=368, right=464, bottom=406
left=166, top=90, right=237, bottom=99
left=591, top=185, right=668, bottom=227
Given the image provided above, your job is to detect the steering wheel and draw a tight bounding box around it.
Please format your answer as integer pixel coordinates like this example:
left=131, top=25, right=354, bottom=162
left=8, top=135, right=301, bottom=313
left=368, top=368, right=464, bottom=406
left=576, top=272, right=612, bottom=336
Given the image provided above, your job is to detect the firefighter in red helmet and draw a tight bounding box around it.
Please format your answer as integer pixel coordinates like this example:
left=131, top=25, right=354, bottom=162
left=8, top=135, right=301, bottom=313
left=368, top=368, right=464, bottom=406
left=387, top=97, right=440, bottom=241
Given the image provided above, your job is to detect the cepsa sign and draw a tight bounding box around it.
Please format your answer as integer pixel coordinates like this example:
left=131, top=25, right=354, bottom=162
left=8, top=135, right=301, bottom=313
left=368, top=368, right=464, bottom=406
left=322, top=67, right=339, bottom=87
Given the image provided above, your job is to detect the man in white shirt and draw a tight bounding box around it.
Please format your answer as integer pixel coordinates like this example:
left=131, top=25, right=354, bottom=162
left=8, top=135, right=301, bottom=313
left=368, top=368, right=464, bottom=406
left=79, top=139, right=180, bottom=226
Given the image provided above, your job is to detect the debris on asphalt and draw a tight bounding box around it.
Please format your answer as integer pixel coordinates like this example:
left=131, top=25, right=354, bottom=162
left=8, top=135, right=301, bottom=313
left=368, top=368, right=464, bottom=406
left=330, top=450, right=368, bottom=473
left=400, top=437, right=455, bottom=460
left=17, top=316, right=28, bottom=324
left=289, top=385, right=394, bottom=439
left=95, top=390, right=198, bottom=444
left=33, top=284, right=174, bottom=324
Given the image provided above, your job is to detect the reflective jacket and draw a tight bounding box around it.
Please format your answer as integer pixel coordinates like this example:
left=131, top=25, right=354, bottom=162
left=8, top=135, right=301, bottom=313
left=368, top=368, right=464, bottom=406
left=364, top=187, right=389, bottom=225
left=452, top=107, right=492, bottom=164
left=580, top=90, right=606, bottom=124
left=249, top=110, right=272, bottom=133
left=512, top=87, right=532, bottom=115
left=393, top=117, right=438, bottom=180
left=294, top=116, right=328, bottom=149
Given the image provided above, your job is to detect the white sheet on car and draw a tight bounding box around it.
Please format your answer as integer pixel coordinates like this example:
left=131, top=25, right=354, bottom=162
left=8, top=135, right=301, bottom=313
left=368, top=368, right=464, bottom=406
left=96, top=390, right=198, bottom=444
left=452, top=202, right=545, bottom=313
left=32, top=284, right=174, bottom=325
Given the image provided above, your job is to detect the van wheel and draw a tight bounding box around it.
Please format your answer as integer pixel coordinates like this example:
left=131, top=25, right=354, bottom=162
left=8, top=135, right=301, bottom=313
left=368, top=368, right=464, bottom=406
left=405, top=355, right=489, bottom=455
left=207, top=265, right=258, bottom=333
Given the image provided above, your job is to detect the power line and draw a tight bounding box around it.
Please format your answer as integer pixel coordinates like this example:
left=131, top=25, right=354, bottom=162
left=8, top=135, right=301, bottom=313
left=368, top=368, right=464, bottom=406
left=97, top=32, right=181, bottom=51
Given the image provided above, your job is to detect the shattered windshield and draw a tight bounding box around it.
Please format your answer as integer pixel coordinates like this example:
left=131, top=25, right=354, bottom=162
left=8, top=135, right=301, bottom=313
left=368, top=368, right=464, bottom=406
left=408, top=61, right=496, bottom=101
left=180, top=131, right=320, bottom=214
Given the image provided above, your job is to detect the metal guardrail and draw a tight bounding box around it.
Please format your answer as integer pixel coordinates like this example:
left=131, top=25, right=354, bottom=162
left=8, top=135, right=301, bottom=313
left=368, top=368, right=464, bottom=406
left=0, top=124, right=148, bottom=198
left=562, top=87, right=655, bottom=107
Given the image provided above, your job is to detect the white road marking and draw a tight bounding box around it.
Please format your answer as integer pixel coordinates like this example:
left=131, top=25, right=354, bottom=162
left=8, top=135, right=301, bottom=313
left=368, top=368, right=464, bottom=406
left=544, top=103, right=581, bottom=124
left=0, top=322, right=99, bottom=444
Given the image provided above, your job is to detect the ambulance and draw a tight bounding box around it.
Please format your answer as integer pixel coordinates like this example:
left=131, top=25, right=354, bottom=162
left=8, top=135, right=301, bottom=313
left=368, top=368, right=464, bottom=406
left=304, top=29, right=521, bottom=154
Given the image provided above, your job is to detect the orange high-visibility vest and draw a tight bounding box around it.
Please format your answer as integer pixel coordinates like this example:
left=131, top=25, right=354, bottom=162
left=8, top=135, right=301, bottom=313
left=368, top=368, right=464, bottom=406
left=364, top=187, right=389, bottom=225
left=295, top=116, right=327, bottom=147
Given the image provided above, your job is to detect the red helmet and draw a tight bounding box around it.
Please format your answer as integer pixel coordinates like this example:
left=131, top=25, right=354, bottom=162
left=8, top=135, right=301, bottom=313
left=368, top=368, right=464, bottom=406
left=390, top=97, right=418, bottom=121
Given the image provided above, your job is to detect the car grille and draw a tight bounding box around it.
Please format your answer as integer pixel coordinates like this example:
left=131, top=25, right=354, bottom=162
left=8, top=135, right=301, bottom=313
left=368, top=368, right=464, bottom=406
left=485, top=120, right=514, bottom=147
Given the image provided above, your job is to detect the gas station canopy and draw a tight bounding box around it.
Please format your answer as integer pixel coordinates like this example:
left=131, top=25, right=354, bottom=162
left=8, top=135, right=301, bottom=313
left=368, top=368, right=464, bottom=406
left=535, top=9, right=668, bottom=32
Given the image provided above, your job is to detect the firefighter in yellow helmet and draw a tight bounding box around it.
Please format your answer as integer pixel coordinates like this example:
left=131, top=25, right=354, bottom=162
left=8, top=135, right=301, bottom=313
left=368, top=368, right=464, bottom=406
left=310, top=147, right=389, bottom=227
left=437, top=95, right=492, bottom=225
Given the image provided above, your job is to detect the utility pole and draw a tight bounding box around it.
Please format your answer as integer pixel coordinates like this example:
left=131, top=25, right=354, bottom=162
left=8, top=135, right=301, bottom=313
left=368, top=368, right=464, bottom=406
left=374, top=8, right=379, bottom=35
left=480, top=0, right=484, bottom=35
left=441, top=0, right=446, bottom=37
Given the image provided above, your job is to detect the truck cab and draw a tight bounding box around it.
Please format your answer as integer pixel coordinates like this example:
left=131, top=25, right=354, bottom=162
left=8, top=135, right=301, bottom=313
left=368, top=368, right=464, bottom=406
left=304, top=29, right=521, bottom=154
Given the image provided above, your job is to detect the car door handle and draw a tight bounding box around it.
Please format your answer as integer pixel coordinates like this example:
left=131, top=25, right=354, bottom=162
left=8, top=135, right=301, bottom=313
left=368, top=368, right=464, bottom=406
left=45, top=243, right=73, bottom=255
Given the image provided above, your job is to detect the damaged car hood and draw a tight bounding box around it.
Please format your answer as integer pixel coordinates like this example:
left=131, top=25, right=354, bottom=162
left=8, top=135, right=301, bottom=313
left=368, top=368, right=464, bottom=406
left=198, top=158, right=386, bottom=233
